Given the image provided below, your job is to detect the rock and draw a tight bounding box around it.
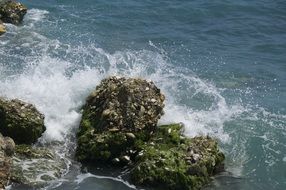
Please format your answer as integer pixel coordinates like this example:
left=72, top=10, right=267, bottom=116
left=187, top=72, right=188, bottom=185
left=76, top=76, right=165, bottom=164
left=75, top=76, right=225, bottom=189
left=11, top=145, right=67, bottom=187
left=0, top=0, right=27, bottom=25
left=0, top=133, right=15, bottom=189
left=0, top=20, right=5, bottom=35
left=0, top=98, right=46, bottom=144
left=130, top=124, right=225, bottom=190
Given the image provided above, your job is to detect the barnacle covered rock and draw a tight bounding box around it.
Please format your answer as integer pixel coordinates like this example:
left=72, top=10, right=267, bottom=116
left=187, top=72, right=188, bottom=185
left=130, top=124, right=225, bottom=190
left=0, top=0, right=27, bottom=25
left=75, top=76, right=225, bottom=190
left=76, top=76, right=165, bottom=163
left=0, top=98, right=45, bottom=144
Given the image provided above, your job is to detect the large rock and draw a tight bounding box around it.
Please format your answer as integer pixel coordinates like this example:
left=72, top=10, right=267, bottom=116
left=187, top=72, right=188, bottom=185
left=76, top=76, right=225, bottom=189
left=0, top=20, right=5, bottom=35
left=0, top=98, right=46, bottom=144
left=130, top=124, right=225, bottom=190
left=76, top=76, right=165, bottom=163
left=0, top=133, right=15, bottom=189
left=11, top=145, right=67, bottom=187
left=0, top=0, right=27, bottom=25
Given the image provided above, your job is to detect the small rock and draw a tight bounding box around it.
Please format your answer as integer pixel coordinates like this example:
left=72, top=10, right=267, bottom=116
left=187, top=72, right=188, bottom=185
left=126, top=133, right=136, bottom=140
left=120, top=155, right=130, bottom=163
left=0, top=20, right=6, bottom=35
left=0, top=0, right=28, bottom=25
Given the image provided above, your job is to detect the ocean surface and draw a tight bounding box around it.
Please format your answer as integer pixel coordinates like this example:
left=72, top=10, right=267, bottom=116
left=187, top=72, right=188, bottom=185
left=0, top=0, right=285, bottom=189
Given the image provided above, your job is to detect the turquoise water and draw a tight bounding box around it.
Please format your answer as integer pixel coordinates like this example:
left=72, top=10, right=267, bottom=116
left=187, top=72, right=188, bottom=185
left=0, top=0, right=286, bottom=189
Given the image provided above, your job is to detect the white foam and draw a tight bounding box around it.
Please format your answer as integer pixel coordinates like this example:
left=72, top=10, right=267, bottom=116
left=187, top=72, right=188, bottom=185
left=0, top=39, right=245, bottom=144
left=75, top=173, right=137, bottom=189
left=25, top=9, right=49, bottom=23
left=0, top=31, right=248, bottom=186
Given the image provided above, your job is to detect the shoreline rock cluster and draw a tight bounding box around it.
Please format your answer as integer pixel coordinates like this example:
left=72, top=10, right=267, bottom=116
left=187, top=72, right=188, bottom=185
left=76, top=76, right=225, bottom=190
left=0, top=76, right=225, bottom=189
left=0, top=98, right=47, bottom=188
left=0, top=0, right=27, bottom=35
left=0, top=1, right=225, bottom=189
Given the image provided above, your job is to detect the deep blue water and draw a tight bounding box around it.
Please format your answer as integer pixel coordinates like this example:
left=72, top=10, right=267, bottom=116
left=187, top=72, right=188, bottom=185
left=1, top=0, right=286, bottom=189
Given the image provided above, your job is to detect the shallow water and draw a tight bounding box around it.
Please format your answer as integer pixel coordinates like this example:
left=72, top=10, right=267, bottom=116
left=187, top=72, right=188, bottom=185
left=1, top=0, right=286, bottom=189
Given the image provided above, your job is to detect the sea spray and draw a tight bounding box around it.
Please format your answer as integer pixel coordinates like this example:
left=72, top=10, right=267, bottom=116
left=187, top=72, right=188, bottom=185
left=0, top=7, right=271, bottom=189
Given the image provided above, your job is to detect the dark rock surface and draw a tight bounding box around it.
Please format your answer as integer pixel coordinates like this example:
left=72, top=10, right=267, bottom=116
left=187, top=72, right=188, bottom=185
left=76, top=76, right=165, bottom=163
left=0, top=0, right=27, bottom=25
left=0, top=98, right=46, bottom=144
left=76, top=76, right=225, bottom=190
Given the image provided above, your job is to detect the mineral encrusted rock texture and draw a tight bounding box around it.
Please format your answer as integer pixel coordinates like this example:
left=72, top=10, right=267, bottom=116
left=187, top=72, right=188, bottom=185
left=130, top=124, right=225, bottom=190
left=76, top=76, right=225, bottom=189
left=0, top=98, right=45, bottom=144
left=0, top=0, right=27, bottom=25
left=76, top=76, right=165, bottom=162
left=0, top=133, right=15, bottom=189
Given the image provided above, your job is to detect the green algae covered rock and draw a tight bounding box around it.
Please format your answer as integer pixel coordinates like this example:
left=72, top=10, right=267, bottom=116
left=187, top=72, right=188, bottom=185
left=0, top=133, right=15, bottom=189
left=11, top=145, right=67, bottom=187
left=76, top=76, right=225, bottom=189
left=0, top=0, right=27, bottom=25
left=76, top=76, right=165, bottom=163
left=130, top=124, right=225, bottom=190
left=0, top=98, right=46, bottom=144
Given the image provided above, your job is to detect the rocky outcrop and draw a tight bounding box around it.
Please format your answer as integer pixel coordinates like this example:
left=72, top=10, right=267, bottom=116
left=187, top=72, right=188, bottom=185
left=76, top=76, right=225, bottom=190
left=0, top=0, right=27, bottom=36
left=11, top=145, right=67, bottom=187
left=76, top=76, right=165, bottom=163
left=0, top=98, right=45, bottom=144
left=130, top=124, right=225, bottom=190
left=0, top=0, right=27, bottom=25
left=0, top=133, right=15, bottom=189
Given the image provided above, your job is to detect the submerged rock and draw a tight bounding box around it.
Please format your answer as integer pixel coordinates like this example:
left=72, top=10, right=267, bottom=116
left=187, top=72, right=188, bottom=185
left=11, top=145, right=67, bottom=187
left=130, top=124, right=225, bottom=190
left=0, top=133, right=15, bottom=189
left=0, top=0, right=27, bottom=25
left=76, top=76, right=165, bottom=163
left=0, top=20, right=5, bottom=35
left=0, top=98, right=46, bottom=144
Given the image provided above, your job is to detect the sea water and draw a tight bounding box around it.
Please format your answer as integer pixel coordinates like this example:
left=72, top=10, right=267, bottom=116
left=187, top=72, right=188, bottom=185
left=0, top=0, right=285, bottom=189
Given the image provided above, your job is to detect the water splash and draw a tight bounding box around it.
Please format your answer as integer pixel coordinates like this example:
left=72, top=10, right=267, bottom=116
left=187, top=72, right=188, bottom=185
left=3, top=8, right=284, bottom=189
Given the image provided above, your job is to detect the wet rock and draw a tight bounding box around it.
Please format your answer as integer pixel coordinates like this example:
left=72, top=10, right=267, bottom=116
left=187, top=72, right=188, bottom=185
left=0, top=133, right=15, bottom=189
left=0, top=98, right=46, bottom=144
left=0, top=0, right=27, bottom=25
left=11, top=145, right=67, bottom=187
left=76, top=76, right=165, bottom=164
left=130, top=124, right=225, bottom=190
left=75, top=76, right=225, bottom=189
left=0, top=20, right=5, bottom=35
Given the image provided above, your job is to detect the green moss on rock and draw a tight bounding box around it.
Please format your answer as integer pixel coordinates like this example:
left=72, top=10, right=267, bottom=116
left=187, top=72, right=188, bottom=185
left=0, top=98, right=46, bottom=144
left=76, top=76, right=165, bottom=164
left=130, top=124, right=225, bottom=190
left=76, top=76, right=225, bottom=189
